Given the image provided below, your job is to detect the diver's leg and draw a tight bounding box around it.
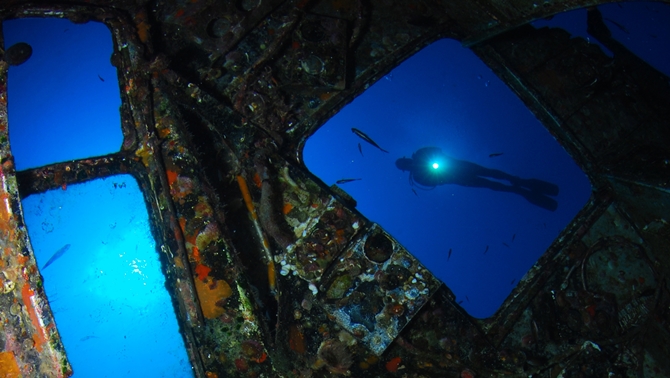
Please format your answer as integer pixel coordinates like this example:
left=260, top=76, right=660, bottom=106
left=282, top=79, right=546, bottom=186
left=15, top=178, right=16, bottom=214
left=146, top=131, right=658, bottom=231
left=514, top=178, right=560, bottom=196
left=457, top=161, right=520, bottom=184
left=458, top=176, right=519, bottom=192
left=518, top=189, right=558, bottom=211
left=461, top=177, right=557, bottom=211
left=459, top=160, right=559, bottom=196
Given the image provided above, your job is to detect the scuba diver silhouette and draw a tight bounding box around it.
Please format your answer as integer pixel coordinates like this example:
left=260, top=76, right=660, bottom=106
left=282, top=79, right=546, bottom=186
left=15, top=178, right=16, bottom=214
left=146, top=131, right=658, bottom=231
left=396, top=147, right=559, bottom=211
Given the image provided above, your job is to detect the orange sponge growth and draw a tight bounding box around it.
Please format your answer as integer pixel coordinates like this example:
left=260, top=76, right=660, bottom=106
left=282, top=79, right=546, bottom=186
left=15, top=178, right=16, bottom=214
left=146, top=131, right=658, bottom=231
left=194, top=278, right=232, bottom=319
left=0, top=352, right=20, bottom=378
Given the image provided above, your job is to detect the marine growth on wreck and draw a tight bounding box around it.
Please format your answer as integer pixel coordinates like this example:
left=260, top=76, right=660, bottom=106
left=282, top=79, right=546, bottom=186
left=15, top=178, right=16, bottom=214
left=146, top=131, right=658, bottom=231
left=0, top=1, right=669, bottom=377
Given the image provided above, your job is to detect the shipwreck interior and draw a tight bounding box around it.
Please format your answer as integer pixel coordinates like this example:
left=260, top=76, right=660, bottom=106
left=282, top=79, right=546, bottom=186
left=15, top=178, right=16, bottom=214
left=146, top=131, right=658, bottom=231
left=0, top=0, right=669, bottom=377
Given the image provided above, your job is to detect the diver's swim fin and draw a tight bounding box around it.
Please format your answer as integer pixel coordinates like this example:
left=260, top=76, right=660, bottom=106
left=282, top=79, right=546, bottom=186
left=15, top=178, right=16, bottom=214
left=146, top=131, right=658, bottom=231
left=521, top=190, right=558, bottom=211
left=516, top=178, right=559, bottom=196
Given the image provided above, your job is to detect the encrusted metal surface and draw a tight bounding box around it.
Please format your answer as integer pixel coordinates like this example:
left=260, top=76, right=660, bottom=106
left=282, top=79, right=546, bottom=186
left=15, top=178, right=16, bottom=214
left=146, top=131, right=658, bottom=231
left=318, top=224, right=440, bottom=355
left=0, top=0, right=669, bottom=376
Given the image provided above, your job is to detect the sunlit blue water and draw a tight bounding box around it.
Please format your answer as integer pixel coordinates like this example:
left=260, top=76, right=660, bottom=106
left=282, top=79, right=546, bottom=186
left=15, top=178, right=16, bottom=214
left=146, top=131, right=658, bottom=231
left=304, top=38, right=592, bottom=318
left=4, top=18, right=122, bottom=171
left=22, top=175, right=193, bottom=377
left=5, top=18, right=191, bottom=376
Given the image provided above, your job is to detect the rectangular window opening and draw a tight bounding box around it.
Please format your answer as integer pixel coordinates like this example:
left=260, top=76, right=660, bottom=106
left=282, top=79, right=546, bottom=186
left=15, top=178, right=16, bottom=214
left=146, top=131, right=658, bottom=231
left=21, top=174, right=193, bottom=376
left=3, top=17, right=123, bottom=171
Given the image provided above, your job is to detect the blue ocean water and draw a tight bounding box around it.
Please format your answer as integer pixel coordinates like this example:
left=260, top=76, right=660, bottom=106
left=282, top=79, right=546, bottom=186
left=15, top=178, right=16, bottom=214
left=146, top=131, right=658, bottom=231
left=4, top=18, right=122, bottom=171
left=304, top=38, right=592, bottom=318
left=5, top=19, right=192, bottom=376
left=22, top=175, right=193, bottom=377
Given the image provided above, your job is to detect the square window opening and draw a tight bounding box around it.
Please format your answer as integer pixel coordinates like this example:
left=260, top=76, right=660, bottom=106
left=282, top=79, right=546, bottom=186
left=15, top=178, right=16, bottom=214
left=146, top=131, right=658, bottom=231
left=303, top=38, right=593, bottom=319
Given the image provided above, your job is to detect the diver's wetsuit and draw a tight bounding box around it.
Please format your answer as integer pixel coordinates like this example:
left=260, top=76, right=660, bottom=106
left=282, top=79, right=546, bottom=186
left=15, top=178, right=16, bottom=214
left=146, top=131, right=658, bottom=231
left=396, top=147, right=559, bottom=211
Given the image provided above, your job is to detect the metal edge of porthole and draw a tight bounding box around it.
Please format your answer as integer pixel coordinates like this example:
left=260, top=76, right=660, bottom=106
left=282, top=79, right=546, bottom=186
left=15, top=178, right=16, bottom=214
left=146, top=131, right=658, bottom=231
left=316, top=223, right=441, bottom=355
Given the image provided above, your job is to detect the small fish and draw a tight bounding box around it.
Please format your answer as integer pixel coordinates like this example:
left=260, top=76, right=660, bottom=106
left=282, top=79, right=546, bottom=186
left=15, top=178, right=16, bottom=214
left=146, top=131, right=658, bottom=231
left=336, top=178, right=361, bottom=184
left=80, top=335, right=99, bottom=342
left=489, top=152, right=504, bottom=158
left=358, top=143, right=363, bottom=156
left=98, top=74, right=105, bottom=82
left=42, top=244, right=71, bottom=270
left=511, top=234, right=516, bottom=242
left=511, top=279, right=516, bottom=285
left=411, top=188, right=418, bottom=196
left=465, top=296, right=470, bottom=302
left=447, top=248, right=452, bottom=261
left=484, top=245, right=489, bottom=254
left=457, top=300, right=463, bottom=305
left=531, top=320, right=539, bottom=341
left=502, top=242, right=510, bottom=248
left=351, top=128, right=388, bottom=153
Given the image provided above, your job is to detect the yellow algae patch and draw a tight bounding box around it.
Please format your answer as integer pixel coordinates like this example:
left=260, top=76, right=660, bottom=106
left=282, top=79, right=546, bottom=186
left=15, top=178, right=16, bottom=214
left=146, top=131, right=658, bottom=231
left=134, top=142, right=153, bottom=167
left=0, top=352, right=20, bottom=378
left=194, top=278, right=232, bottom=319
left=194, top=199, right=213, bottom=219
left=196, top=222, right=219, bottom=251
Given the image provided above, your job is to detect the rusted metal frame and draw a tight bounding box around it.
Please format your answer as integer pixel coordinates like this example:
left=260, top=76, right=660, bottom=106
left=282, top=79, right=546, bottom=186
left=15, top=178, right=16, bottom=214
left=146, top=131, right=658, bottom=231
left=152, top=68, right=285, bottom=374
left=217, top=0, right=291, bottom=57
left=0, top=3, right=118, bottom=20
left=171, top=74, right=282, bottom=292
left=117, top=20, right=211, bottom=378
left=461, top=0, right=615, bottom=47
left=579, top=235, right=656, bottom=293
left=481, top=193, right=613, bottom=345
left=595, top=118, right=657, bottom=168
left=14, top=154, right=140, bottom=197
left=347, top=0, right=369, bottom=50
left=291, top=28, right=448, bottom=163
left=228, top=8, right=304, bottom=148
left=142, top=125, right=208, bottom=378
left=0, top=25, right=68, bottom=378
left=606, top=176, right=670, bottom=197
left=608, top=176, right=670, bottom=271
left=459, top=0, right=514, bottom=45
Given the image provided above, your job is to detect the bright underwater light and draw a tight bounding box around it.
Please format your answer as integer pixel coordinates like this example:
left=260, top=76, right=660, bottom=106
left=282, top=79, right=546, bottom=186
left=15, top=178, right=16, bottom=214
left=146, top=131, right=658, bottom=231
left=431, top=158, right=446, bottom=171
